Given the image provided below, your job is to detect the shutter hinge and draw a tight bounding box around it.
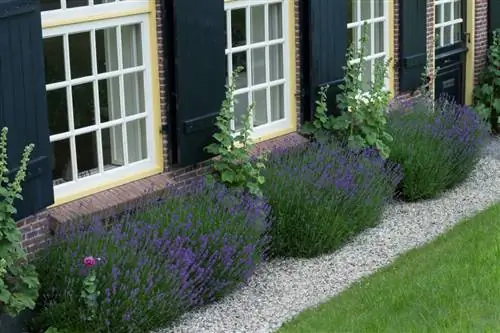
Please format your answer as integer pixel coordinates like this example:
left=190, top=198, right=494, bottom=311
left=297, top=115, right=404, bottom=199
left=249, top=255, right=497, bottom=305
left=464, top=32, right=471, bottom=43
left=160, top=124, right=168, bottom=135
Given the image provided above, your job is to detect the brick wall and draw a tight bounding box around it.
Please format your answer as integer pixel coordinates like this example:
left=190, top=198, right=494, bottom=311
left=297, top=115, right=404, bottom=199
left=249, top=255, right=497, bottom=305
left=156, top=0, right=169, bottom=171
left=19, top=211, right=50, bottom=256
left=393, top=0, right=436, bottom=99
left=475, top=0, right=489, bottom=85
left=294, top=0, right=302, bottom=128
left=18, top=0, right=489, bottom=255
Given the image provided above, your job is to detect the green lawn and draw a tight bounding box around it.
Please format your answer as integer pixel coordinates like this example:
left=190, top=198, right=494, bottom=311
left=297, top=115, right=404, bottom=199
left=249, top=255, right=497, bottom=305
left=278, top=202, right=500, bottom=333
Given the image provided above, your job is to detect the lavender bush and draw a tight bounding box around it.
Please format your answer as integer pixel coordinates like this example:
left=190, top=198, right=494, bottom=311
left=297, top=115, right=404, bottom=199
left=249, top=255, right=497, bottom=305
left=32, top=179, right=270, bottom=333
left=262, top=140, right=402, bottom=258
left=386, top=95, right=490, bottom=201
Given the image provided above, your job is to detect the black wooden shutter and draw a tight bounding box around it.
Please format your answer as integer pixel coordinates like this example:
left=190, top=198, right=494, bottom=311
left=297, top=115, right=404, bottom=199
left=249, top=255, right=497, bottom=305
left=489, top=0, right=500, bottom=44
left=0, top=0, right=54, bottom=220
left=399, top=0, right=427, bottom=92
left=306, top=0, right=348, bottom=120
left=167, top=0, right=226, bottom=166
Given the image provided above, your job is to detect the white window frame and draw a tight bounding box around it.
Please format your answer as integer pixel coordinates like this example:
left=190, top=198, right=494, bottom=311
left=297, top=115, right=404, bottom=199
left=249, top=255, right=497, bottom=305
left=42, top=13, right=156, bottom=200
left=41, top=0, right=148, bottom=26
left=224, top=0, right=291, bottom=139
left=347, top=0, right=390, bottom=90
left=435, top=0, right=463, bottom=48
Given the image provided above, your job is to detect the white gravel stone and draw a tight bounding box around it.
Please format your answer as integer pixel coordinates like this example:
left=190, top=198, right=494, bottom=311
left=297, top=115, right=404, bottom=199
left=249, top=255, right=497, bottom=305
left=157, top=137, right=500, bottom=333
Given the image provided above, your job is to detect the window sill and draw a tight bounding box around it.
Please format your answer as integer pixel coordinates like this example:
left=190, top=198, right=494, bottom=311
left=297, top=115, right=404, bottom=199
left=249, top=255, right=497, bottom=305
left=48, top=171, right=173, bottom=230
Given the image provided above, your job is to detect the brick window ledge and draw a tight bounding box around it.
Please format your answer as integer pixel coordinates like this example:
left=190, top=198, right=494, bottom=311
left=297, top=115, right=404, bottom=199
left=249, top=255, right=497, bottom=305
left=48, top=132, right=308, bottom=231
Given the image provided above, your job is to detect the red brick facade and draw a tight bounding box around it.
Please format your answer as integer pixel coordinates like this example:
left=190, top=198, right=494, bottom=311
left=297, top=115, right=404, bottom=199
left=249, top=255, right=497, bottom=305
left=18, top=0, right=491, bottom=254
left=475, top=0, right=489, bottom=84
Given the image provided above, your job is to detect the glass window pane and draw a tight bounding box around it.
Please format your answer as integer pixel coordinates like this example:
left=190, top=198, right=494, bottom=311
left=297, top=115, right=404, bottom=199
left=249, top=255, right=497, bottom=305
left=67, top=0, right=89, bottom=8
left=453, top=0, right=462, bottom=19
left=362, top=60, right=371, bottom=91
left=234, top=93, right=249, bottom=130
left=270, top=44, right=283, bottom=81
left=374, top=0, right=384, bottom=18
left=251, top=5, right=265, bottom=43
left=444, top=2, right=451, bottom=22
left=102, top=124, right=124, bottom=167
left=443, top=25, right=452, bottom=46
left=251, top=47, right=266, bottom=85
left=435, top=4, right=442, bottom=24
left=271, top=84, right=284, bottom=121
left=47, top=88, right=69, bottom=135
left=231, top=9, right=246, bottom=47
left=435, top=28, right=441, bottom=47
left=96, top=27, right=118, bottom=73
left=269, top=3, right=283, bottom=39
left=76, top=132, right=98, bottom=179
left=69, top=31, right=92, bottom=78
left=44, top=36, right=65, bottom=84
left=99, top=77, right=121, bottom=123
left=453, top=23, right=462, bottom=43
left=122, top=24, right=143, bottom=68
left=232, top=52, right=248, bottom=89
left=95, top=0, right=118, bottom=4
left=374, top=21, right=384, bottom=53
left=52, top=139, right=73, bottom=185
left=41, top=0, right=61, bottom=11
left=362, top=25, right=370, bottom=56
left=124, top=71, right=145, bottom=116
left=126, top=118, right=147, bottom=163
left=253, top=89, right=268, bottom=127
left=347, top=28, right=359, bottom=52
left=72, top=82, right=95, bottom=129
left=361, top=0, right=370, bottom=20
left=347, top=0, right=355, bottom=23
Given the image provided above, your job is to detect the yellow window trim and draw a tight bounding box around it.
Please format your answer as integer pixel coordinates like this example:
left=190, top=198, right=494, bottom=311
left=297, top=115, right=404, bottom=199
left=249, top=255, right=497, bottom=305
left=48, top=2, right=164, bottom=208
left=41, top=8, right=152, bottom=29
left=464, top=0, right=475, bottom=106
left=50, top=166, right=164, bottom=207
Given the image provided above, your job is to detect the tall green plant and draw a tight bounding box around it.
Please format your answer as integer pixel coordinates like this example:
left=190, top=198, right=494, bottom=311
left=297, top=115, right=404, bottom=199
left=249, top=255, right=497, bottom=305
left=0, top=127, right=39, bottom=317
left=302, top=23, right=393, bottom=158
left=204, top=67, right=267, bottom=197
left=473, top=29, right=500, bottom=134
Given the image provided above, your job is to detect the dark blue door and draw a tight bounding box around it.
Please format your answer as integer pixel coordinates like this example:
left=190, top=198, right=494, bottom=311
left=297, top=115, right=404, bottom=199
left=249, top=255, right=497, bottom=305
left=434, top=0, right=468, bottom=105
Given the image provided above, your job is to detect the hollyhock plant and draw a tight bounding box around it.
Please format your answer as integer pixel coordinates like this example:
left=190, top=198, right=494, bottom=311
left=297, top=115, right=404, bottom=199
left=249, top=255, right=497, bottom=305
left=33, top=179, right=270, bottom=333
left=81, top=256, right=100, bottom=321
left=386, top=94, right=490, bottom=201
left=262, top=139, right=402, bottom=258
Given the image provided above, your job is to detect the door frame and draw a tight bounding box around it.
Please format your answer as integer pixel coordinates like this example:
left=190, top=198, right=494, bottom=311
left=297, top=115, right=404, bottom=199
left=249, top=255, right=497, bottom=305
left=464, top=0, right=475, bottom=105
left=433, top=0, right=468, bottom=105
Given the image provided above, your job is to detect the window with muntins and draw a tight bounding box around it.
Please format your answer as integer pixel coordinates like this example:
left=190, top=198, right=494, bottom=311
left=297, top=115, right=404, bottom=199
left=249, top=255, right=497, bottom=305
left=224, top=0, right=290, bottom=137
left=41, top=1, right=156, bottom=200
left=435, top=0, right=463, bottom=47
left=347, top=0, right=389, bottom=90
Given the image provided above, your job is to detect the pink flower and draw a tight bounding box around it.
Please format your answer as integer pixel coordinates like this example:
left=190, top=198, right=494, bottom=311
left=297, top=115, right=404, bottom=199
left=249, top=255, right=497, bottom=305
left=83, top=256, right=96, bottom=268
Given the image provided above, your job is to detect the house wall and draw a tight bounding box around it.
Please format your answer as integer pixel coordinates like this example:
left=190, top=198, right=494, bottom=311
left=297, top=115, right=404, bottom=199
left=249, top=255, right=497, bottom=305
left=18, top=0, right=490, bottom=255
left=475, top=0, right=489, bottom=84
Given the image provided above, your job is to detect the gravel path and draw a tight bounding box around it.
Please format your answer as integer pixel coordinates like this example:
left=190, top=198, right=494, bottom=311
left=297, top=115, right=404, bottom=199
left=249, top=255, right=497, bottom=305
left=159, top=137, right=500, bottom=333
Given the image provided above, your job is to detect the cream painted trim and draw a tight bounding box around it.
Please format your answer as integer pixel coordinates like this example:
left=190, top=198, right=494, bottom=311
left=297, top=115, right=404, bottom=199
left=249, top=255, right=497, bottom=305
left=51, top=166, right=163, bottom=206
left=464, top=0, right=475, bottom=105
left=41, top=2, right=151, bottom=28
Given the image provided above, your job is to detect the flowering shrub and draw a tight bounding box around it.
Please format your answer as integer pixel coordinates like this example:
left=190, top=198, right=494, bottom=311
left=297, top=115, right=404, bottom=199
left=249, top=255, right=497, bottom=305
left=302, top=23, right=393, bottom=158
left=386, top=95, right=490, bottom=201
left=262, top=140, right=402, bottom=258
left=0, top=126, right=40, bottom=318
left=33, top=179, right=270, bottom=333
